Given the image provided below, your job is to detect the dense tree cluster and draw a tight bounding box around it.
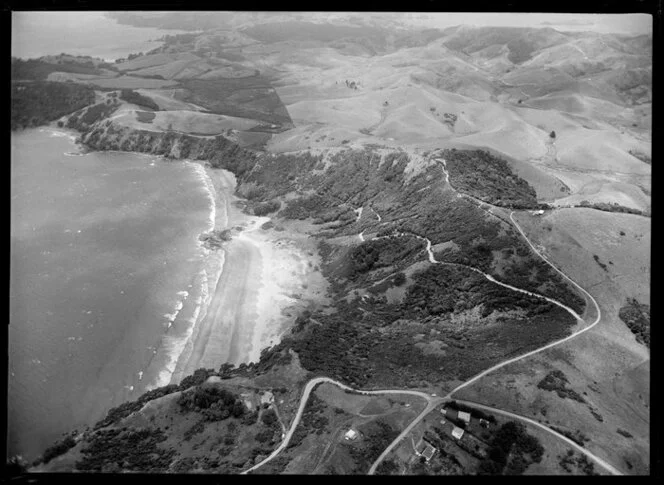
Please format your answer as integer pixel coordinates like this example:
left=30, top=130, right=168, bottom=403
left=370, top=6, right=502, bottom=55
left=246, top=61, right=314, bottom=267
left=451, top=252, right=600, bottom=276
left=477, top=421, right=544, bottom=475
left=119, top=89, right=160, bottom=111
left=442, top=149, right=539, bottom=209
left=253, top=200, right=281, bottom=216
left=375, top=459, right=399, bottom=475
left=550, top=426, right=589, bottom=447
left=287, top=393, right=329, bottom=449
left=558, top=449, right=598, bottom=475
left=11, top=58, right=103, bottom=80
left=34, top=434, right=77, bottom=466
left=75, top=427, right=175, bottom=472
left=577, top=200, right=648, bottom=216
left=177, top=384, right=246, bottom=421
left=183, top=420, right=205, bottom=441
left=349, top=237, right=423, bottom=279
left=94, top=368, right=217, bottom=429
left=346, top=421, right=399, bottom=473
left=618, top=298, right=650, bottom=348
left=405, top=264, right=562, bottom=319
left=11, top=81, right=95, bottom=130
left=286, top=258, right=577, bottom=390
left=66, top=102, right=119, bottom=131
left=536, top=370, right=586, bottom=403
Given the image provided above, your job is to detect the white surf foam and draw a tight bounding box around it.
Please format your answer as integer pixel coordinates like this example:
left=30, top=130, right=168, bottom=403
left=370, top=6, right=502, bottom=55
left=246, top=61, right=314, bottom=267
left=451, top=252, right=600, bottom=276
left=187, top=162, right=217, bottom=234
left=148, top=249, right=226, bottom=390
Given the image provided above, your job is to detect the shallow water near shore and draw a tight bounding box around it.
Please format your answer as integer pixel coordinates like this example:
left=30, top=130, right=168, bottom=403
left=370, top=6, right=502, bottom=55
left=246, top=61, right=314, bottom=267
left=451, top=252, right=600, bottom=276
left=9, top=129, right=217, bottom=460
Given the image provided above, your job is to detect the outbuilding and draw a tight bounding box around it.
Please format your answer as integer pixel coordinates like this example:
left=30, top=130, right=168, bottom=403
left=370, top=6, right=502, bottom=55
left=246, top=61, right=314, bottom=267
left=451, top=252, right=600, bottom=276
left=421, top=443, right=436, bottom=462
left=452, top=426, right=465, bottom=440
left=415, top=439, right=437, bottom=462
left=457, top=411, right=471, bottom=424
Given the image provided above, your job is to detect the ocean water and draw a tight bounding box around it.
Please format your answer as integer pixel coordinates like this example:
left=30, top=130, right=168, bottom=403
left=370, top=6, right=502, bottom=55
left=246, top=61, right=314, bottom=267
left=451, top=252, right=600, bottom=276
left=9, top=129, right=220, bottom=460
left=11, top=12, right=189, bottom=62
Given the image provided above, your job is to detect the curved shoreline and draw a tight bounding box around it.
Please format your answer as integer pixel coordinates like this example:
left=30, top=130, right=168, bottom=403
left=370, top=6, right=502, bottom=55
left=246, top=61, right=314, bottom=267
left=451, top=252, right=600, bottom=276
left=168, top=164, right=327, bottom=381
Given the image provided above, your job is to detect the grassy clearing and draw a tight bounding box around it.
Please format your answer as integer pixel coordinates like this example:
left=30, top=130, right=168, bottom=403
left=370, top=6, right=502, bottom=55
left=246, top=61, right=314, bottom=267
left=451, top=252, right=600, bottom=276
left=89, top=75, right=177, bottom=89
left=135, top=111, right=156, bottom=123
left=177, top=77, right=292, bottom=126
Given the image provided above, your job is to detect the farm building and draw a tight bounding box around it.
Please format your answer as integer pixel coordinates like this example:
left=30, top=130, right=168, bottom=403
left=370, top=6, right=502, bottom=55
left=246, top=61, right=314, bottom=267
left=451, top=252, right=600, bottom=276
left=457, top=411, right=471, bottom=424
left=415, top=439, right=437, bottom=462
left=344, top=428, right=358, bottom=441
left=260, top=391, right=274, bottom=405
left=452, top=426, right=465, bottom=440
left=421, top=443, right=436, bottom=462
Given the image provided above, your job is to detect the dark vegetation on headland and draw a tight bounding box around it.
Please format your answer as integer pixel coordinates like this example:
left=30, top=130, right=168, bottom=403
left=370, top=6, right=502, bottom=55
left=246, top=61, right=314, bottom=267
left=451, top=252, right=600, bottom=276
left=618, top=298, right=650, bottom=348
left=33, top=369, right=285, bottom=473
left=75, top=427, right=175, bottom=472
left=286, top=263, right=576, bottom=389
left=30, top=368, right=217, bottom=467
left=66, top=102, right=119, bottom=132
left=11, top=81, right=95, bottom=130
left=11, top=56, right=116, bottom=81
left=441, top=149, right=540, bottom=209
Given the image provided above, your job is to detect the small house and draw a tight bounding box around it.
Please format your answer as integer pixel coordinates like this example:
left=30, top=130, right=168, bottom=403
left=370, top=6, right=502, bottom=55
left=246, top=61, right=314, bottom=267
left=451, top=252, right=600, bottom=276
left=452, top=426, right=465, bottom=440
left=422, top=443, right=436, bottom=462
left=344, top=429, right=358, bottom=441
left=415, top=439, right=437, bottom=462
left=457, top=411, right=471, bottom=424
left=240, top=392, right=255, bottom=411
left=260, top=391, right=274, bottom=405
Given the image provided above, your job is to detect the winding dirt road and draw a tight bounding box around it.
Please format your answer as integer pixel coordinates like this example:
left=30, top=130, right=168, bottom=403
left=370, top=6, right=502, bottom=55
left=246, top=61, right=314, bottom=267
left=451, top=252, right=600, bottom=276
left=244, top=158, right=616, bottom=476
left=367, top=164, right=607, bottom=474
left=242, top=377, right=434, bottom=474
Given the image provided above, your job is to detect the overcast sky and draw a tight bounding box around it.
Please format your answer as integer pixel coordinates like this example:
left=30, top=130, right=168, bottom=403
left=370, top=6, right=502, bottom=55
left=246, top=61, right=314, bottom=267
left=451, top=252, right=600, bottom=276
left=422, top=13, right=652, bottom=34
left=12, top=11, right=652, bottom=59
left=393, top=12, right=652, bottom=35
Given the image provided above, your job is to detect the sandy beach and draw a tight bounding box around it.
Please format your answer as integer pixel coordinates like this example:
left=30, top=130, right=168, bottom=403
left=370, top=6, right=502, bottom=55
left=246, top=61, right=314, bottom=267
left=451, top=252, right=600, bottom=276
left=169, top=164, right=329, bottom=383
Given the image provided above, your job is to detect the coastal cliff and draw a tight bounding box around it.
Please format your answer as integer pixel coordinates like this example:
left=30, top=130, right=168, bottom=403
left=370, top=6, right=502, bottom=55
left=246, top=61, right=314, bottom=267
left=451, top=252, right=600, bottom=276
left=80, top=122, right=260, bottom=178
